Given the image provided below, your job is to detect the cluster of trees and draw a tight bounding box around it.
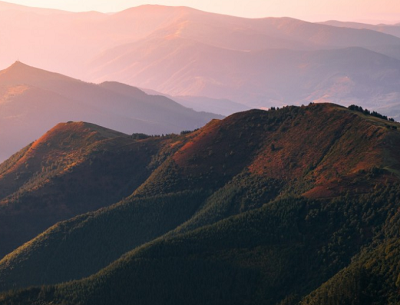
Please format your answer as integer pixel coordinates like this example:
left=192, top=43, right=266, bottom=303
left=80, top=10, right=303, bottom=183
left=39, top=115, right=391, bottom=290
left=131, top=129, right=198, bottom=140
left=348, top=104, right=395, bottom=122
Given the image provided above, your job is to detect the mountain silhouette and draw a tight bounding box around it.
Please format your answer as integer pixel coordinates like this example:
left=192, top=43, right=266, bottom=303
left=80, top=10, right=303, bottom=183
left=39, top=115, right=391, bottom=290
left=0, top=61, right=221, bottom=162
left=2, top=3, right=400, bottom=116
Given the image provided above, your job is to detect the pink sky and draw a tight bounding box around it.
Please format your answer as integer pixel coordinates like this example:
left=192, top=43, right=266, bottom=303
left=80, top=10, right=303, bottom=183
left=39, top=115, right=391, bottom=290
left=2, top=0, right=400, bottom=23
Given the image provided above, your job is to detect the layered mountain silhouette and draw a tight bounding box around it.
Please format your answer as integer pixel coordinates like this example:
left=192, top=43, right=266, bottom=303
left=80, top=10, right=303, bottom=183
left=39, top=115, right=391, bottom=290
left=0, top=103, right=400, bottom=304
left=320, top=20, right=400, bottom=61
left=140, top=88, right=250, bottom=116
left=2, top=2, right=400, bottom=116
left=88, top=39, right=400, bottom=111
left=0, top=61, right=221, bottom=162
left=321, top=20, right=400, bottom=39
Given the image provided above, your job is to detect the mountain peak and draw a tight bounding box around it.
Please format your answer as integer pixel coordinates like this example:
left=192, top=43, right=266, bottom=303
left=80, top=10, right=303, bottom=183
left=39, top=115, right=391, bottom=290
left=3, top=60, right=31, bottom=72
left=7, top=60, right=31, bottom=71
left=0, top=61, right=61, bottom=81
left=32, top=121, right=128, bottom=150
left=0, top=61, right=83, bottom=90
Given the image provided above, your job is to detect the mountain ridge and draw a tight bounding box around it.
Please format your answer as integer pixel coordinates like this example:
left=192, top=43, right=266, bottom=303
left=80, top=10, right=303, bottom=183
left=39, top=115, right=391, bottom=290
left=2, top=4, right=400, bottom=117
left=0, top=61, right=222, bottom=163
left=0, top=120, right=185, bottom=258
left=0, top=104, right=400, bottom=305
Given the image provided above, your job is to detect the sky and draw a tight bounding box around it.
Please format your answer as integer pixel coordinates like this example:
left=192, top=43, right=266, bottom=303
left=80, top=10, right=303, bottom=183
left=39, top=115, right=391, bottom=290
left=2, top=0, right=400, bottom=23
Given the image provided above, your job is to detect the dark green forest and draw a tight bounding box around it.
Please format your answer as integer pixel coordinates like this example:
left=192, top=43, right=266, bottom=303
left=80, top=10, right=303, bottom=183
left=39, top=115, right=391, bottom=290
left=1, top=103, right=400, bottom=304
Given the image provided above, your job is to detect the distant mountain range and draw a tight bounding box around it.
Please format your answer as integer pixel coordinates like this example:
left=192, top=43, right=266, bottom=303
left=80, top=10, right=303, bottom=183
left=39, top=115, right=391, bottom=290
left=0, top=61, right=221, bottom=162
left=1, top=2, right=400, bottom=117
left=320, top=20, right=400, bottom=39
left=140, top=87, right=251, bottom=116
left=1, top=103, right=400, bottom=304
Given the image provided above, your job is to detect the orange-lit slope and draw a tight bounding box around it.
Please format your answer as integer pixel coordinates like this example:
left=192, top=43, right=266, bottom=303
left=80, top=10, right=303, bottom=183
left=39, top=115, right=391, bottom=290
left=137, top=103, right=400, bottom=200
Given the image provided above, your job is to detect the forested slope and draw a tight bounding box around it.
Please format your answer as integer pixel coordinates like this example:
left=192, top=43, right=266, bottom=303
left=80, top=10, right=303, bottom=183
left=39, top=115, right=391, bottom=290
left=1, top=103, right=400, bottom=304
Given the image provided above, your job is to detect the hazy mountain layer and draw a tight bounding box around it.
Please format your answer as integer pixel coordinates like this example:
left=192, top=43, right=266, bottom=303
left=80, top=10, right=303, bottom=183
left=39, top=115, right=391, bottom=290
left=0, top=62, right=221, bottom=162
left=89, top=39, right=400, bottom=112
left=321, top=20, right=400, bottom=39
left=2, top=2, right=400, bottom=115
left=139, top=87, right=250, bottom=116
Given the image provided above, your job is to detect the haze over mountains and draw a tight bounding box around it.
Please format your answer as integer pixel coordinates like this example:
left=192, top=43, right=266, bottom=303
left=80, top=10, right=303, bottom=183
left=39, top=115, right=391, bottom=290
left=1, top=2, right=400, bottom=304
left=0, top=61, right=221, bottom=162
left=1, top=104, right=400, bottom=304
left=320, top=20, right=400, bottom=40
left=1, top=1, right=400, bottom=118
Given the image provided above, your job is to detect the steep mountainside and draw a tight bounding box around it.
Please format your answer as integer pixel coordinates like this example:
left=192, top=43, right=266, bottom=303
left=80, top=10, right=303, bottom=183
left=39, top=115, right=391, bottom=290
left=1, top=104, right=400, bottom=304
left=0, top=121, right=182, bottom=258
left=0, top=61, right=221, bottom=162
